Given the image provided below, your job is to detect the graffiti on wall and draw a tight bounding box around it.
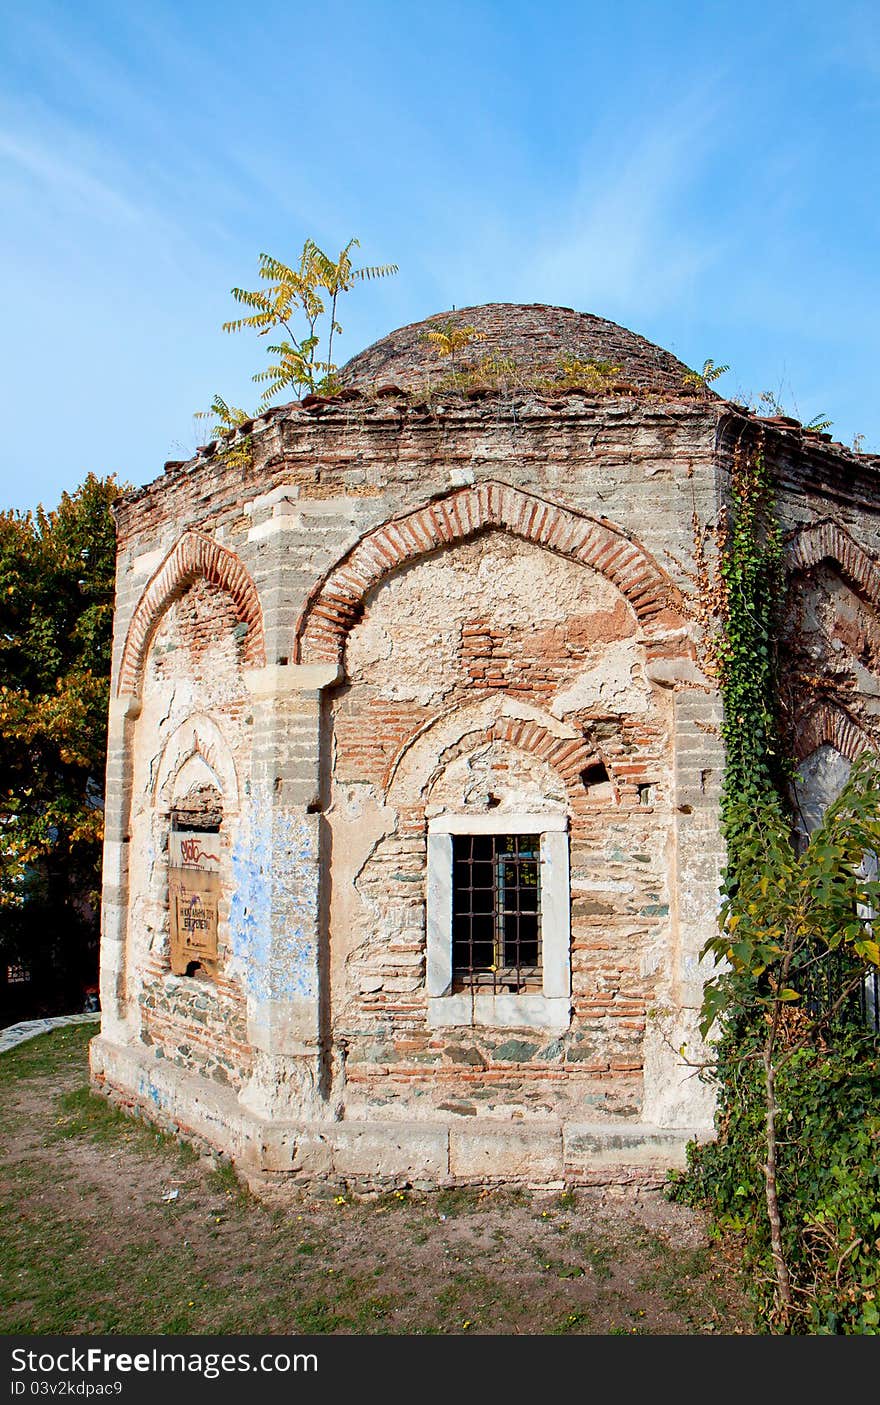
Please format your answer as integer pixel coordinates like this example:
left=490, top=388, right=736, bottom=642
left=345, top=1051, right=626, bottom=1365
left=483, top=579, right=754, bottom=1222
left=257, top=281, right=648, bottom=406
left=228, top=786, right=319, bottom=1002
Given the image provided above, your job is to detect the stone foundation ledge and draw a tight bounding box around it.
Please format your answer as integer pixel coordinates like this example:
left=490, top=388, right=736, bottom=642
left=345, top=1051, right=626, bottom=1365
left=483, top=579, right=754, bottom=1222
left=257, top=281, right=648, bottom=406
left=89, top=1036, right=711, bottom=1189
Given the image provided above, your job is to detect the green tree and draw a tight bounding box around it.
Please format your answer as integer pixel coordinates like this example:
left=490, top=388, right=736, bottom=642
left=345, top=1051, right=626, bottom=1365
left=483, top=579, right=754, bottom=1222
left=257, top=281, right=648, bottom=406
left=682, top=357, right=730, bottom=390
left=194, top=395, right=252, bottom=469
left=223, top=237, right=397, bottom=402
left=676, top=442, right=880, bottom=1334
left=0, top=472, right=123, bottom=1015
left=557, top=355, right=622, bottom=391
left=696, top=764, right=880, bottom=1330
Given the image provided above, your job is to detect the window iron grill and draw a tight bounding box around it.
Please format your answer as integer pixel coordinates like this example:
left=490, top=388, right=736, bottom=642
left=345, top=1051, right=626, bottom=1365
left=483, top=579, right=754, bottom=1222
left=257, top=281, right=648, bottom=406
left=451, top=833, right=542, bottom=993
left=802, top=949, right=880, bottom=1036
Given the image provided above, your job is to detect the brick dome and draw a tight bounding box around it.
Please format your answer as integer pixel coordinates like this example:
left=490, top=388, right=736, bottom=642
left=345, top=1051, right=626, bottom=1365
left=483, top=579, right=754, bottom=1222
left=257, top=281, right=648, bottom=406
left=340, top=302, right=694, bottom=394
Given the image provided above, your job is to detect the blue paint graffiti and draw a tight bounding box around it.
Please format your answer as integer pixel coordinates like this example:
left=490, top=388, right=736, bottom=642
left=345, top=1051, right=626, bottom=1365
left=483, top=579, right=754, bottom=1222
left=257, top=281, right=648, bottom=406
left=228, top=787, right=318, bottom=1001
left=138, top=1074, right=171, bottom=1111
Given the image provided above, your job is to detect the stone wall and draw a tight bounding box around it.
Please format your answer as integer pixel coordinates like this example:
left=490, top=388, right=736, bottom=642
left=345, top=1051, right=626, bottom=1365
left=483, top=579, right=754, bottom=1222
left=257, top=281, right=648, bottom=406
left=713, top=414, right=880, bottom=771
left=123, top=574, right=254, bottom=1090
left=93, top=382, right=774, bottom=1176
left=328, top=532, right=674, bottom=1120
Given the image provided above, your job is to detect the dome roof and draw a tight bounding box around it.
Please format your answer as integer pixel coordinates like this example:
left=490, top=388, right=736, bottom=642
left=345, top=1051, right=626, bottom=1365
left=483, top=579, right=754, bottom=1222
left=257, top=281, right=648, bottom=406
left=340, top=302, right=694, bottom=395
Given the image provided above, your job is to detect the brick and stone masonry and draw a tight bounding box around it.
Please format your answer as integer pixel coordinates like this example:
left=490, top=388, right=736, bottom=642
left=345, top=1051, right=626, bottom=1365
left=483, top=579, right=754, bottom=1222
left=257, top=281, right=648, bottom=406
left=89, top=303, right=880, bottom=1187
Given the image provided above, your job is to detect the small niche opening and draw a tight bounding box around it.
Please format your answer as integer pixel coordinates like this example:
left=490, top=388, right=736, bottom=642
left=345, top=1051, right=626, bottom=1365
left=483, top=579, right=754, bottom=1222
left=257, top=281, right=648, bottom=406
left=581, top=761, right=614, bottom=802
left=185, top=960, right=203, bottom=977
left=581, top=761, right=610, bottom=789
left=637, top=783, right=656, bottom=806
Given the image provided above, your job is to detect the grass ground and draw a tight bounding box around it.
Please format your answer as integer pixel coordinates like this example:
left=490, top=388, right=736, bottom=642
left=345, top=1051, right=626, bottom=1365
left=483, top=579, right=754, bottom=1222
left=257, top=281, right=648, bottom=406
left=0, top=1025, right=755, bottom=1335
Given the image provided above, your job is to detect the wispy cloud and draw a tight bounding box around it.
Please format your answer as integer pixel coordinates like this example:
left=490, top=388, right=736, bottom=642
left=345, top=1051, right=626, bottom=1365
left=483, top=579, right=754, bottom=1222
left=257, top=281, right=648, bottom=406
left=0, top=127, right=143, bottom=225
left=525, top=84, right=730, bottom=318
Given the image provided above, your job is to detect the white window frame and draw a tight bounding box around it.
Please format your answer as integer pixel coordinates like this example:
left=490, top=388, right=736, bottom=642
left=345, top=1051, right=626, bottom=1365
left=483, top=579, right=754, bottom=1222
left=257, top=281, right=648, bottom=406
left=426, top=812, right=571, bottom=1032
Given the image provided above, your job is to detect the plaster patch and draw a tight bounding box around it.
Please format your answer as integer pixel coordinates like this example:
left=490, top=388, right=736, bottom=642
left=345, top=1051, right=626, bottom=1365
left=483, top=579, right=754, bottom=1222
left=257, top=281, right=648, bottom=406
left=345, top=533, right=626, bottom=707
left=792, top=743, right=852, bottom=838
left=551, top=638, right=652, bottom=718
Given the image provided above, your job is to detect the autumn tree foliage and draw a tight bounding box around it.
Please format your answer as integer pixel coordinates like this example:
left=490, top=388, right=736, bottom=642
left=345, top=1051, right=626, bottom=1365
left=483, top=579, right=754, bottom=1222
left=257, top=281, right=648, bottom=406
left=0, top=473, right=122, bottom=1017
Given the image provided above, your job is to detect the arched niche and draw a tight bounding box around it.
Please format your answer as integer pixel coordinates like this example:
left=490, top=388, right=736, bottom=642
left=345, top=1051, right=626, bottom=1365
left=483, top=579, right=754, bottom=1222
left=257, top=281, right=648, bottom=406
left=118, top=530, right=265, bottom=696
left=154, top=713, right=240, bottom=816
left=295, top=481, right=688, bottom=672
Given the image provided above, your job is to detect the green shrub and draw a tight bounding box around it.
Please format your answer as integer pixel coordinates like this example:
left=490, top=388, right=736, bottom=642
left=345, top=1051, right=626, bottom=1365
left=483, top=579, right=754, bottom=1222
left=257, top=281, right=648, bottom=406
left=674, top=1026, right=880, bottom=1334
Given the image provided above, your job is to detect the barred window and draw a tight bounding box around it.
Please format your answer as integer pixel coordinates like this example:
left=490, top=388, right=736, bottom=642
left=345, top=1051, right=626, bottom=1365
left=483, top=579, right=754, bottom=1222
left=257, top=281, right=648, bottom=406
left=426, top=813, right=571, bottom=1033
left=452, top=834, right=541, bottom=991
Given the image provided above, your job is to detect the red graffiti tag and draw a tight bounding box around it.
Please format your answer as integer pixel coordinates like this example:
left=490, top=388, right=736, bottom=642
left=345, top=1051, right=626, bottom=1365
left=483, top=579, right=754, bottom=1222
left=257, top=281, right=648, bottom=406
left=178, top=836, right=220, bottom=866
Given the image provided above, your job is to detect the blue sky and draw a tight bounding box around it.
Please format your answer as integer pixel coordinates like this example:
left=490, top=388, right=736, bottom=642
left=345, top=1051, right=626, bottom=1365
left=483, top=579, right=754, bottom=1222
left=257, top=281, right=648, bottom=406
left=1, top=0, right=879, bottom=511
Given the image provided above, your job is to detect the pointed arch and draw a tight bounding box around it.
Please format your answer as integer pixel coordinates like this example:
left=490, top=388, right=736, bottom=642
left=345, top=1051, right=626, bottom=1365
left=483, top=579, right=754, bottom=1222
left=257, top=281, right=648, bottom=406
left=294, top=482, right=687, bottom=669
left=793, top=702, right=874, bottom=763
left=153, top=713, right=241, bottom=811
left=786, top=520, right=880, bottom=605
left=118, top=531, right=265, bottom=696
left=424, top=716, right=599, bottom=815
left=383, top=696, right=609, bottom=817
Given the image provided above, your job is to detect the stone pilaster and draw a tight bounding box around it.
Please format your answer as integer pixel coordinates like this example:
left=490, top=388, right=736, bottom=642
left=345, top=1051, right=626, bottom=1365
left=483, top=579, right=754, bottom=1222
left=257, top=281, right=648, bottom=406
left=234, top=664, right=339, bottom=1121
left=98, top=693, right=141, bottom=1041
left=642, top=683, right=725, bottom=1128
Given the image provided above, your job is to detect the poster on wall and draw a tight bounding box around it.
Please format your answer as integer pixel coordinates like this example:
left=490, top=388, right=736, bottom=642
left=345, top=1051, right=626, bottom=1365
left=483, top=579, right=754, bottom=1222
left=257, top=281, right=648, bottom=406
left=169, top=829, right=221, bottom=976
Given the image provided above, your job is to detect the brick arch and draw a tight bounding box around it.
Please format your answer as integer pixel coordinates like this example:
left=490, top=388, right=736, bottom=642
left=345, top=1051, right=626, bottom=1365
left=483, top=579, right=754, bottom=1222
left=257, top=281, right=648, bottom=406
left=786, top=520, right=880, bottom=605
left=118, top=531, right=265, bottom=696
left=294, top=482, right=686, bottom=668
left=794, top=702, right=873, bottom=763
left=424, top=716, right=602, bottom=815
left=383, top=696, right=611, bottom=816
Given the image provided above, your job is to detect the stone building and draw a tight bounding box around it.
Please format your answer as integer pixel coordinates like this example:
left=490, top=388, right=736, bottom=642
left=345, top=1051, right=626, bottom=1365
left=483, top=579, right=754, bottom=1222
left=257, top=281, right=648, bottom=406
left=90, top=303, right=880, bottom=1187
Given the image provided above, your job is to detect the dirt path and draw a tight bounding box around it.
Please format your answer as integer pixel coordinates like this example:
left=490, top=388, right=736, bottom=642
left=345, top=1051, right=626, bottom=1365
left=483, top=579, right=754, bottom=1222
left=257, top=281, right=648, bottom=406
left=0, top=1025, right=755, bottom=1335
